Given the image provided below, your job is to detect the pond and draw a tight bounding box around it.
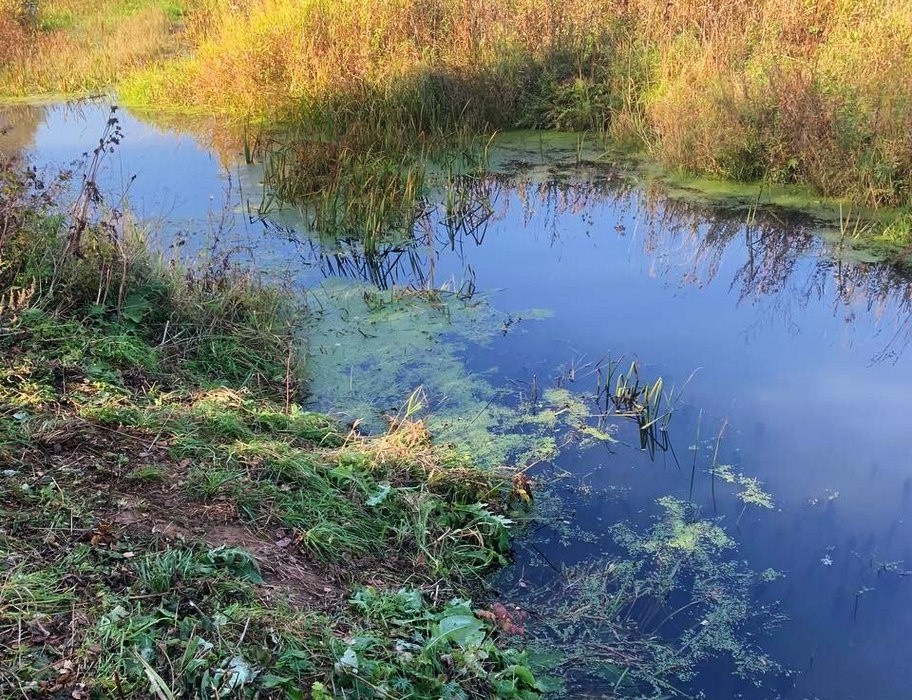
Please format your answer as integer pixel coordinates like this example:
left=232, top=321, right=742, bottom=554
left=4, top=99, right=912, bottom=699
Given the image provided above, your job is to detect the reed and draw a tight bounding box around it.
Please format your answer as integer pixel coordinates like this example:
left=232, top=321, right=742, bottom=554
left=114, top=0, right=912, bottom=214
left=6, top=0, right=912, bottom=247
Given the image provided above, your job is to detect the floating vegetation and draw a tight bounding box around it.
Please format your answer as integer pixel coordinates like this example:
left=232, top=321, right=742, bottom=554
left=518, top=498, right=785, bottom=698
left=712, top=464, right=775, bottom=510
left=301, top=279, right=526, bottom=465
left=303, top=279, right=634, bottom=472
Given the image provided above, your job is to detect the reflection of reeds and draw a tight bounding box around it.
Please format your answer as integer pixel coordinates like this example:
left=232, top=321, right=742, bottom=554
left=254, top=125, right=499, bottom=258
left=253, top=144, right=912, bottom=358
left=260, top=139, right=427, bottom=256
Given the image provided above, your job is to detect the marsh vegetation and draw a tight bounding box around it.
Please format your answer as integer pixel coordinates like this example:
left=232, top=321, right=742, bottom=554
left=4, top=1, right=912, bottom=697
left=3, top=0, right=912, bottom=256
left=0, top=144, right=549, bottom=697
left=0, top=103, right=796, bottom=698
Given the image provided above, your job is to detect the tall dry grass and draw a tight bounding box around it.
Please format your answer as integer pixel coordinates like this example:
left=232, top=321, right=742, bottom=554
left=4, top=0, right=912, bottom=212
left=123, top=0, right=624, bottom=131
left=118, top=0, right=912, bottom=209
left=637, top=0, right=912, bottom=207
left=0, top=0, right=191, bottom=96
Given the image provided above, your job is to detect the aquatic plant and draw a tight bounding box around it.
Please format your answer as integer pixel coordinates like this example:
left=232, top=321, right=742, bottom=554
left=519, top=497, right=784, bottom=697
left=589, top=356, right=691, bottom=460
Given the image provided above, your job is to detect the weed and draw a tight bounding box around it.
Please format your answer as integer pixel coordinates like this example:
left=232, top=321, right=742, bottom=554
left=517, top=497, right=783, bottom=696
left=0, top=153, right=534, bottom=698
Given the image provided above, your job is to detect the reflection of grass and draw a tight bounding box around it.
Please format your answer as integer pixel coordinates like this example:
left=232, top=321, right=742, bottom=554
left=260, top=137, right=431, bottom=252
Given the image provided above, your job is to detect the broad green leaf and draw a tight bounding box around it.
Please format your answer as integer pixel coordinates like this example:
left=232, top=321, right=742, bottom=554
left=431, top=614, right=486, bottom=648
left=366, top=481, right=392, bottom=506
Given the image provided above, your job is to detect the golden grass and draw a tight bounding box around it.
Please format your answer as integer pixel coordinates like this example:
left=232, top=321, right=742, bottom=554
left=638, top=0, right=912, bottom=205
left=4, top=0, right=912, bottom=211
left=115, top=0, right=912, bottom=208
left=122, top=0, right=618, bottom=126
left=0, top=0, right=191, bottom=96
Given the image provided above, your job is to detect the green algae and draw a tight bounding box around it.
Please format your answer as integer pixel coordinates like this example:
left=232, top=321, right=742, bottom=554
left=518, top=497, right=783, bottom=697
left=713, top=464, right=775, bottom=510
left=302, top=280, right=540, bottom=466
left=302, top=282, right=626, bottom=471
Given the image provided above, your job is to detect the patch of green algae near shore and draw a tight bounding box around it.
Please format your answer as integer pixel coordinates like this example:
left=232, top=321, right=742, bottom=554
left=302, top=281, right=616, bottom=469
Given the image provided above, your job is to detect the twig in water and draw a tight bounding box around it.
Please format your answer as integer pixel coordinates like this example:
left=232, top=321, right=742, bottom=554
left=710, top=418, right=728, bottom=514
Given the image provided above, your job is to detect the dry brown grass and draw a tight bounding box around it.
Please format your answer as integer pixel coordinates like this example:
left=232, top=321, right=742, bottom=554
left=115, top=0, right=912, bottom=208
left=5, top=0, right=912, bottom=211
left=0, top=0, right=191, bottom=96
left=637, top=0, right=912, bottom=206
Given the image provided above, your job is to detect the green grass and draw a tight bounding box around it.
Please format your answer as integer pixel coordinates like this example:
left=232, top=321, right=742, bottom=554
left=0, top=155, right=541, bottom=699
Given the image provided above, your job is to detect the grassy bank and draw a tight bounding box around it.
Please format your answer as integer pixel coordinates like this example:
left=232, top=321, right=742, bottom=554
left=129, top=0, right=912, bottom=260
left=126, top=0, right=911, bottom=210
left=3, top=0, right=912, bottom=255
left=0, top=0, right=194, bottom=95
left=0, top=152, right=542, bottom=697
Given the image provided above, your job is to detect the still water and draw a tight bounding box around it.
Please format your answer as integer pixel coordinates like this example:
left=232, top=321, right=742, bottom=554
left=4, top=100, right=912, bottom=700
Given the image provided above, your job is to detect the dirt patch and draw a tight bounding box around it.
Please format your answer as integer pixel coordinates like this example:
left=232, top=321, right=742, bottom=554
left=206, top=524, right=343, bottom=608
left=109, top=498, right=348, bottom=610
